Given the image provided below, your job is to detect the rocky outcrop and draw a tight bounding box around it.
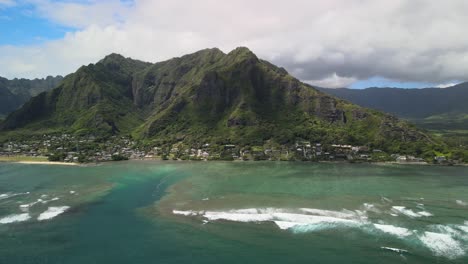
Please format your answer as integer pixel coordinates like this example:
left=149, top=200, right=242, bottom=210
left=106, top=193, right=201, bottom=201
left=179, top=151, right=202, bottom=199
left=1, top=47, right=439, bottom=152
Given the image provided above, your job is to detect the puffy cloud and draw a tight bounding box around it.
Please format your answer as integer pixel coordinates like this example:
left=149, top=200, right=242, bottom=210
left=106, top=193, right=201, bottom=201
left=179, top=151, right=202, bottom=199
left=1, top=0, right=467, bottom=87
left=0, top=0, right=15, bottom=7
left=27, top=0, right=132, bottom=28
left=305, top=73, right=357, bottom=89
left=436, top=82, right=459, bottom=88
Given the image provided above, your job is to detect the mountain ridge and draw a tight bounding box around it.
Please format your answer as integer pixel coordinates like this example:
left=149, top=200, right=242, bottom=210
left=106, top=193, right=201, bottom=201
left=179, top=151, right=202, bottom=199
left=0, top=47, right=445, bottom=157
left=317, top=83, right=468, bottom=130
left=0, top=75, right=64, bottom=117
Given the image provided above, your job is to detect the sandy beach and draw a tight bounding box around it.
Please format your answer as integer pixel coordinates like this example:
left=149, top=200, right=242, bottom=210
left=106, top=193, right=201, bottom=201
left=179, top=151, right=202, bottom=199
left=12, top=161, right=80, bottom=166
left=0, top=156, right=80, bottom=166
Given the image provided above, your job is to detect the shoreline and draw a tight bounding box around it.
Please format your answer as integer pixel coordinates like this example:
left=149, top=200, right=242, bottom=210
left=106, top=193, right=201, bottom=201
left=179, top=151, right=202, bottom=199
left=1, top=157, right=466, bottom=167
left=0, top=158, right=80, bottom=166
left=12, top=161, right=80, bottom=166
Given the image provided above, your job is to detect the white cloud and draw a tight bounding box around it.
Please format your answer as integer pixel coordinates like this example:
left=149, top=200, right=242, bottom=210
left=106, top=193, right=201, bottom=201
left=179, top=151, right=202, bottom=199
left=1, top=0, right=468, bottom=86
left=305, top=73, right=357, bottom=88
left=0, top=0, right=15, bottom=7
left=27, top=0, right=132, bottom=28
left=436, top=82, right=458, bottom=88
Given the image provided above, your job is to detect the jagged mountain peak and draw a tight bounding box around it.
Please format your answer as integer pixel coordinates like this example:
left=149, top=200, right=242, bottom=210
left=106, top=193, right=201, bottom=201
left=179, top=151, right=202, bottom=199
left=0, top=48, right=443, bottom=156
left=100, top=53, right=126, bottom=62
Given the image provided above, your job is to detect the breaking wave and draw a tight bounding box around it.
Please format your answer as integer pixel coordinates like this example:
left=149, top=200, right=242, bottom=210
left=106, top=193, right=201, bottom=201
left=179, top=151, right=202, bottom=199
left=0, top=213, right=31, bottom=224
left=419, top=231, right=464, bottom=259
left=172, top=206, right=466, bottom=259
left=374, top=223, right=412, bottom=238
left=37, top=206, right=70, bottom=221
left=391, top=206, right=433, bottom=218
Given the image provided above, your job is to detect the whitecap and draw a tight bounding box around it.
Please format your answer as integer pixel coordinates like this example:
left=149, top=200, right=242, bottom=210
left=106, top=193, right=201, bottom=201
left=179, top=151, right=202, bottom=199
left=0, top=192, right=28, bottom=200
left=19, top=201, right=39, bottom=211
left=391, top=206, right=432, bottom=218
left=381, top=247, right=409, bottom=254
left=70, top=191, right=76, bottom=194
left=458, top=223, right=468, bottom=234
left=174, top=208, right=366, bottom=233
left=203, top=210, right=272, bottom=222
left=419, top=232, right=464, bottom=259
left=374, top=224, right=412, bottom=238
left=381, top=196, right=393, bottom=203
left=173, top=210, right=198, bottom=216
left=0, top=213, right=31, bottom=224
left=299, top=208, right=365, bottom=220
left=37, top=206, right=70, bottom=221
left=456, top=200, right=467, bottom=206
left=417, top=211, right=433, bottom=217
left=274, top=221, right=301, bottom=230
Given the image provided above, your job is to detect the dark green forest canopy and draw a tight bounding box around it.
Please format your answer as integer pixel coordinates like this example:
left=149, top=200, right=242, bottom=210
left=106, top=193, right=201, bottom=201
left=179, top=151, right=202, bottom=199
left=0, top=48, right=448, bottom=156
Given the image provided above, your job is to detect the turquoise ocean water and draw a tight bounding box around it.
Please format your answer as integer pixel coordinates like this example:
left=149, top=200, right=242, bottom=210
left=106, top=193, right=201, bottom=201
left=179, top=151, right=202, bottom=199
left=0, top=161, right=467, bottom=264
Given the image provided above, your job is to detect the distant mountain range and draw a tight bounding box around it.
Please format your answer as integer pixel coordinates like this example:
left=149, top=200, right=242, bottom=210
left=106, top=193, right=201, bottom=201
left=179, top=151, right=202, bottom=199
left=317, top=83, right=468, bottom=131
left=0, top=48, right=445, bottom=156
left=0, top=76, right=63, bottom=117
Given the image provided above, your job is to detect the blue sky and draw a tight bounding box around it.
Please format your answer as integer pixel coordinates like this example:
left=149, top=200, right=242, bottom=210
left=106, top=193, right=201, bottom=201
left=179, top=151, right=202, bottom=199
left=0, top=1, right=465, bottom=89
left=349, top=77, right=460, bottom=89
left=0, top=3, right=72, bottom=45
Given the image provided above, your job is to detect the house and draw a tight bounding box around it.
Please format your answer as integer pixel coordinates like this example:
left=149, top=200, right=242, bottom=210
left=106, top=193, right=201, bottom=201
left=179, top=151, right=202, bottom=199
left=434, top=156, right=447, bottom=163
left=396, top=156, right=407, bottom=162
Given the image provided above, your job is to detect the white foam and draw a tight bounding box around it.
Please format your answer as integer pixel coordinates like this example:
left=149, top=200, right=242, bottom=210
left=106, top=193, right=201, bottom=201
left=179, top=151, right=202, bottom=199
left=274, top=221, right=301, bottom=230
left=203, top=210, right=273, bottom=222
left=417, top=211, right=433, bottom=217
left=381, top=196, right=393, bottom=203
left=173, top=210, right=198, bottom=216
left=0, top=192, right=28, bottom=200
left=391, top=206, right=432, bottom=218
left=0, top=213, right=31, bottom=224
left=381, top=247, right=409, bottom=254
left=419, top=232, right=464, bottom=259
left=299, top=208, right=364, bottom=220
left=458, top=224, right=468, bottom=234
left=70, top=191, right=76, bottom=194
left=19, top=201, right=39, bottom=211
left=174, top=208, right=365, bottom=232
left=202, top=198, right=209, bottom=201
left=374, top=224, right=412, bottom=238
left=456, top=200, right=467, bottom=206
left=19, top=197, right=60, bottom=212
left=37, top=206, right=70, bottom=221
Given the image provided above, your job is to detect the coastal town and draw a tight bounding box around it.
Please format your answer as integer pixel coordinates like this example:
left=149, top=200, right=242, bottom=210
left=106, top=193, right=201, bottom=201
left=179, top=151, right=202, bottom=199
left=0, top=134, right=451, bottom=165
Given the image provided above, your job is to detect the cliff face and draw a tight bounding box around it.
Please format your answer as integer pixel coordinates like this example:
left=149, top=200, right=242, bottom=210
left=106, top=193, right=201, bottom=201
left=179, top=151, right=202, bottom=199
left=0, top=75, right=63, bottom=117
left=1, top=47, right=436, bottom=152
left=0, top=85, right=22, bottom=117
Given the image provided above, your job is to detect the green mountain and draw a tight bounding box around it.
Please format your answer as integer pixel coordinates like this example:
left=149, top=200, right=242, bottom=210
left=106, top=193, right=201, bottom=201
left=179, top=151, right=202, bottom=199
left=0, top=76, right=63, bottom=117
left=317, top=84, right=468, bottom=130
left=0, top=48, right=444, bottom=155
left=0, top=85, right=22, bottom=119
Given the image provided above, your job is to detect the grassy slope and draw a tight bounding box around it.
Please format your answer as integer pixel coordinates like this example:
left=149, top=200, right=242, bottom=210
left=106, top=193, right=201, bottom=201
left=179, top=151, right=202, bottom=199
left=0, top=48, right=449, bottom=158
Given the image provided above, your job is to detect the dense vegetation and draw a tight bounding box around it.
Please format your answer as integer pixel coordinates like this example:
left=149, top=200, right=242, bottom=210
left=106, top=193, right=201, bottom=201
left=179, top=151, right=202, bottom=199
left=0, top=48, right=451, bottom=159
left=0, top=75, right=63, bottom=117
left=318, top=85, right=468, bottom=161
left=318, top=84, right=468, bottom=118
